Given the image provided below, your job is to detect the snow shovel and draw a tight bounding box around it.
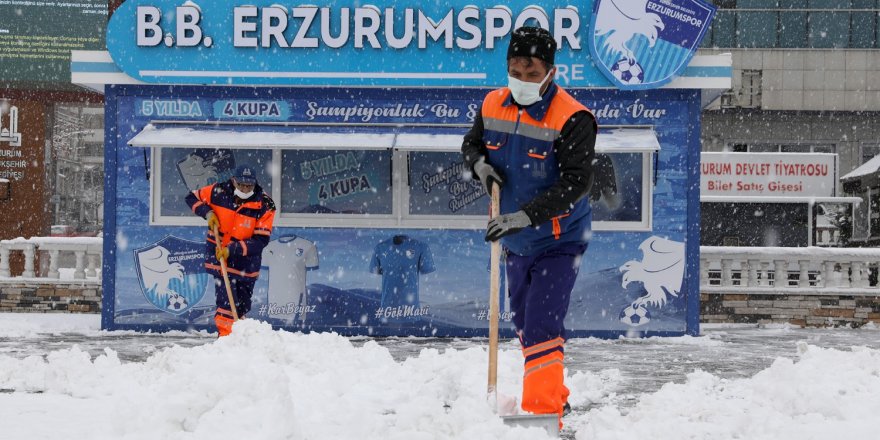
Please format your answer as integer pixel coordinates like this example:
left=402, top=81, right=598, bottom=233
left=487, top=183, right=559, bottom=438
left=211, top=223, right=239, bottom=321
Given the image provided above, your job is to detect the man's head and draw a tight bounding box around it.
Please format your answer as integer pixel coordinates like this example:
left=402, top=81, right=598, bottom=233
left=506, top=27, right=557, bottom=102
left=232, top=165, right=257, bottom=195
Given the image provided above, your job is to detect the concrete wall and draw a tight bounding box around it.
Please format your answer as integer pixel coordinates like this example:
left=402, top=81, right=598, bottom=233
left=699, top=49, right=880, bottom=112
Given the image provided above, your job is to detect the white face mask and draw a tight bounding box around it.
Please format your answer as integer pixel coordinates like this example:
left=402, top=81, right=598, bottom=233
left=234, top=189, right=254, bottom=199
left=507, top=70, right=553, bottom=106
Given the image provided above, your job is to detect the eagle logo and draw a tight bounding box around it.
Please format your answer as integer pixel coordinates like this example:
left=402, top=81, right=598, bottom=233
left=595, top=0, right=665, bottom=65
left=589, top=0, right=717, bottom=90
left=618, top=236, right=685, bottom=327
left=134, top=236, right=210, bottom=315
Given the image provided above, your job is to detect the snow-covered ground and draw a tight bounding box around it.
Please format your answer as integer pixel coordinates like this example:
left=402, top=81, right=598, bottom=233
left=1, top=313, right=879, bottom=440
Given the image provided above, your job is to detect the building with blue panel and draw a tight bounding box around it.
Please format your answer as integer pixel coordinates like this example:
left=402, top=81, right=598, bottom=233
left=74, top=0, right=731, bottom=337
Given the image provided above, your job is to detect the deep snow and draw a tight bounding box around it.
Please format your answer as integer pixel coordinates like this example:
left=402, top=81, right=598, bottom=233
left=1, top=314, right=879, bottom=440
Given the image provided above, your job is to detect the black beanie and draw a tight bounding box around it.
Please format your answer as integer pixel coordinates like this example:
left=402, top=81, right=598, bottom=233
left=507, top=26, right=557, bottom=65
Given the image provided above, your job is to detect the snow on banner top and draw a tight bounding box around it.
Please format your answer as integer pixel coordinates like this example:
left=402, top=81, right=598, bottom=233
left=106, top=0, right=716, bottom=88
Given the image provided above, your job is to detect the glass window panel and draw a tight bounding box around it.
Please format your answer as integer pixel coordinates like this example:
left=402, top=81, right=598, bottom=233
left=809, top=11, right=852, bottom=48
left=280, top=150, right=392, bottom=215
left=408, top=152, right=486, bottom=216
left=812, top=144, right=835, bottom=154
left=850, top=12, right=877, bottom=48
left=781, top=144, right=811, bottom=153
left=862, top=144, right=880, bottom=164
left=590, top=153, right=643, bottom=223
left=779, top=11, right=809, bottom=47
left=748, top=144, right=779, bottom=152
left=737, top=11, right=779, bottom=47
left=712, top=10, right=737, bottom=47
left=160, top=148, right=273, bottom=217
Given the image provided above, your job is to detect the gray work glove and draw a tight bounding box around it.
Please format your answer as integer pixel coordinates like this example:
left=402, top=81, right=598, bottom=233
left=486, top=210, right=532, bottom=242
left=473, top=157, right=504, bottom=195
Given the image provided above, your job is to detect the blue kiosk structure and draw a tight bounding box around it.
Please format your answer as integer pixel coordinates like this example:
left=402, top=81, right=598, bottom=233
left=72, top=0, right=730, bottom=337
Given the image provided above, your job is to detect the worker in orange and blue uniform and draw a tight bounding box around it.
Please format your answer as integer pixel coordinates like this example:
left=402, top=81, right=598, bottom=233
left=461, top=27, right=597, bottom=425
left=185, top=165, right=276, bottom=336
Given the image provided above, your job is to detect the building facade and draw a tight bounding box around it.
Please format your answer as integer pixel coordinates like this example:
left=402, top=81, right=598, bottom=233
left=698, top=1, right=880, bottom=247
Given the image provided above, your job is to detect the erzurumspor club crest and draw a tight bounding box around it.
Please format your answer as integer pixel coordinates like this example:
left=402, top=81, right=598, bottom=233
left=134, top=236, right=210, bottom=315
left=590, top=0, right=716, bottom=90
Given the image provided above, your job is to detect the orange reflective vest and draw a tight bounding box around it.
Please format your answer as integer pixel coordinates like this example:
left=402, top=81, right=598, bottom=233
left=481, top=83, right=593, bottom=256
left=186, top=181, right=275, bottom=278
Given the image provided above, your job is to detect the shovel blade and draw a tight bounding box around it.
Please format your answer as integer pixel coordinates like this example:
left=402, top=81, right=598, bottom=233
left=501, top=414, right=559, bottom=438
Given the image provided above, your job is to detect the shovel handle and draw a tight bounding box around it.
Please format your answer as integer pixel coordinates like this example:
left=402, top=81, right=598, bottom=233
left=488, top=182, right=501, bottom=398
left=212, top=224, right=239, bottom=321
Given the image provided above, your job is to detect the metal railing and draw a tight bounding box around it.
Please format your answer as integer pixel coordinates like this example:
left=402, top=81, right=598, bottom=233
left=0, top=237, right=101, bottom=281
left=701, top=246, right=880, bottom=294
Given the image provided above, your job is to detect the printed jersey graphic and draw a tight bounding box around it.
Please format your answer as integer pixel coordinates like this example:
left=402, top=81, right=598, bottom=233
left=618, top=236, right=685, bottom=326
left=134, top=236, right=211, bottom=315
left=370, top=236, right=435, bottom=308
left=176, top=148, right=236, bottom=190
left=590, top=0, right=716, bottom=90
left=260, top=235, right=319, bottom=321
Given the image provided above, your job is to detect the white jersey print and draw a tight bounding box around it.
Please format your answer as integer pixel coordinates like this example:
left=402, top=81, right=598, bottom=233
left=261, top=235, right=319, bottom=321
left=177, top=152, right=219, bottom=190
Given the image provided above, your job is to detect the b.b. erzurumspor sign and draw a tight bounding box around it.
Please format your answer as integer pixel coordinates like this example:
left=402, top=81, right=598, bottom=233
left=106, top=0, right=714, bottom=88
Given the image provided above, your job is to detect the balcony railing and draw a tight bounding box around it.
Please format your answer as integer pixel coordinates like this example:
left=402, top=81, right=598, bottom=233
left=0, top=237, right=101, bottom=282
left=701, top=246, right=880, bottom=295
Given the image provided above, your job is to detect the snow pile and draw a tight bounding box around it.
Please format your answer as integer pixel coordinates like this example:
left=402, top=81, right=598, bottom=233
left=574, top=342, right=880, bottom=440
left=1, top=320, right=616, bottom=440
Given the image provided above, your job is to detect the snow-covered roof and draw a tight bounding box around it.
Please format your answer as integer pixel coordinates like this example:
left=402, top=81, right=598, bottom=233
left=841, top=154, right=880, bottom=181
left=129, top=125, right=661, bottom=153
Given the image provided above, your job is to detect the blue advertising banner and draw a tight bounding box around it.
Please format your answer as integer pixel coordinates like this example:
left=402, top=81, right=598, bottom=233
left=105, top=0, right=714, bottom=88
left=102, top=85, right=702, bottom=337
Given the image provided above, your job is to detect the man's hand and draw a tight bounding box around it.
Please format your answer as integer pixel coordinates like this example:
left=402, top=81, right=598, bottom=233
left=473, top=157, right=504, bottom=195
left=485, top=210, right=531, bottom=242
left=207, top=212, right=220, bottom=231
left=215, top=245, right=229, bottom=261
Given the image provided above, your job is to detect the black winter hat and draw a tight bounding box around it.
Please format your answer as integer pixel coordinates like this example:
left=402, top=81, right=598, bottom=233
left=507, top=26, right=557, bottom=65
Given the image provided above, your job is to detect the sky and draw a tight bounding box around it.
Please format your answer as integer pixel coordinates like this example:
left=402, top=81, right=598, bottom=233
left=1, top=314, right=879, bottom=440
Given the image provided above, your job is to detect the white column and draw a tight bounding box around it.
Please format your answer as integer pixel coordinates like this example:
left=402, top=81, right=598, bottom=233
left=798, top=260, right=811, bottom=287
left=700, top=257, right=709, bottom=287
left=822, top=261, right=836, bottom=288
left=0, top=246, right=9, bottom=277
left=48, top=249, right=60, bottom=279
left=851, top=261, right=864, bottom=288
left=721, top=259, right=733, bottom=287
left=747, top=259, right=760, bottom=287
left=74, top=250, right=86, bottom=280
left=86, top=253, right=98, bottom=277
left=839, top=262, right=852, bottom=288
left=774, top=260, right=789, bottom=288
left=22, top=245, right=35, bottom=278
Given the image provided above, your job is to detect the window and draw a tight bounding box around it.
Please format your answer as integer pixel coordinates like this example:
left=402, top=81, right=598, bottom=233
left=407, top=152, right=485, bottom=216
left=728, top=142, right=836, bottom=154
left=146, top=127, right=658, bottom=231
left=156, top=148, right=273, bottom=219
left=861, top=144, right=880, bottom=164
left=703, top=3, right=880, bottom=49
left=280, top=150, right=393, bottom=215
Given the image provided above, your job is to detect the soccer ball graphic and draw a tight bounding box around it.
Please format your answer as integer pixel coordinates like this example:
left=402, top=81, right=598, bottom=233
left=166, top=294, right=189, bottom=311
left=619, top=303, right=651, bottom=326
left=611, top=59, right=645, bottom=85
